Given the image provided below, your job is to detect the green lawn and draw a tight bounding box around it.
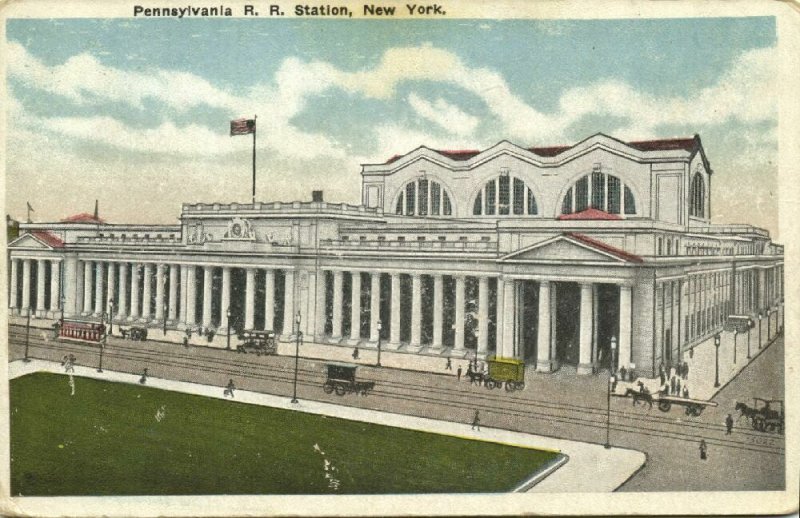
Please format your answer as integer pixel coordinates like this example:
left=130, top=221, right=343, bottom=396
left=10, top=373, right=559, bottom=496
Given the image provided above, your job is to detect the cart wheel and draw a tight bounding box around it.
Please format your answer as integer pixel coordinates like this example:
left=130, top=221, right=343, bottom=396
left=658, top=400, right=671, bottom=412
left=485, top=379, right=495, bottom=390
left=334, top=384, right=346, bottom=396
left=751, top=419, right=760, bottom=430
left=517, top=382, right=525, bottom=391
left=323, top=381, right=334, bottom=394
left=767, top=423, right=776, bottom=432
left=505, top=382, right=515, bottom=392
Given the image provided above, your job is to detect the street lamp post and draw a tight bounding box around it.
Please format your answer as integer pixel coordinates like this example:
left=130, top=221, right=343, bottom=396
left=98, top=312, right=107, bottom=373
left=605, top=336, right=617, bottom=449
left=60, top=295, right=65, bottom=323
left=291, top=311, right=301, bottom=404
left=376, top=319, right=383, bottom=367
left=108, top=299, right=115, bottom=336
left=758, top=312, right=763, bottom=349
left=23, top=310, right=32, bottom=363
left=747, top=319, right=752, bottom=359
left=733, top=329, right=738, bottom=364
left=226, top=308, right=232, bottom=350
left=713, top=333, right=721, bottom=387
left=766, top=308, right=772, bottom=341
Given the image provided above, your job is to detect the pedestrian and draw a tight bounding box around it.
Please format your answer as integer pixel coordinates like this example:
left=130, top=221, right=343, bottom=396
left=619, top=365, right=627, bottom=382
left=139, top=368, right=148, bottom=385
left=352, top=347, right=359, bottom=360
left=699, top=439, right=707, bottom=460
left=725, top=413, right=734, bottom=435
left=670, top=376, right=676, bottom=395
left=224, top=378, right=236, bottom=398
left=445, top=357, right=452, bottom=370
left=683, top=385, right=689, bottom=399
left=182, top=336, right=189, bottom=348
left=457, top=365, right=462, bottom=381
left=683, top=361, right=689, bottom=380
left=186, top=328, right=192, bottom=340
left=659, top=369, right=666, bottom=386
left=676, top=377, right=682, bottom=397
left=471, top=409, right=481, bottom=431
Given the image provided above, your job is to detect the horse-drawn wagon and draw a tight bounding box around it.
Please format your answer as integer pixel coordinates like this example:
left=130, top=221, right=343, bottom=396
left=483, top=357, right=526, bottom=392
left=119, top=326, right=148, bottom=341
left=236, top=329, right=277, bottom=356
left=614, top=379, right=717, bottom=416
left=736, top=398, right=784, bottom=433
left=322, top=363, right=375, bottom=396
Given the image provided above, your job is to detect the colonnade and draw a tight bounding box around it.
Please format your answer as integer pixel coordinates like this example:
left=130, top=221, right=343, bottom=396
left=8, top=257, right=62, bottom=317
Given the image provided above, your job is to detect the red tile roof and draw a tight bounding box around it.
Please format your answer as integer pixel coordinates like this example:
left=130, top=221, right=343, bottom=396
left=384, top=136, right=698, bottom=164
left=557, top=208, right=622, bottom=221
left=61, top=213, right=105, bottom=224
left=566, top=232, right=643, bottom=263
left=31, top=231, right=65, bottom=248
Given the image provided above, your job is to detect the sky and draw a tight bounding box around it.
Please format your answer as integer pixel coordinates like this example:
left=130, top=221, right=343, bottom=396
left=5, top=16, right=780, bottom=237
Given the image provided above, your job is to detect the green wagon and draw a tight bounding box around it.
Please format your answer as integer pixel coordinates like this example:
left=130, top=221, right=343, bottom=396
left=485, top=357, right=526, bottom=392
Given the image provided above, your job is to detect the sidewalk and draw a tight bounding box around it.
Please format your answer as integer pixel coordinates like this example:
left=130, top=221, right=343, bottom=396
left=9, top=359, right=645, bottom=493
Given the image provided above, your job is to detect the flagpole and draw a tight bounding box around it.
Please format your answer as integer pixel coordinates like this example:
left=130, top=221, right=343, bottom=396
left=252, top=114, right=257, bottom=204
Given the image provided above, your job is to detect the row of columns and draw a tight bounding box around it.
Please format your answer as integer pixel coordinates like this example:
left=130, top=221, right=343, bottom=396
left=8, top=257, right=62, bottom=317
left=324, top=271, right=482, bottom=352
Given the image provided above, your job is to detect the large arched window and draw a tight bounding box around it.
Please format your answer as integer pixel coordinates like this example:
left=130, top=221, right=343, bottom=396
left=560, top=171, right=636, bottom=215
left=689, top=173, right=705, bottom=218
left=394, top=178, right=453, bottom=216
left=472, top=174, right=538, bottom=216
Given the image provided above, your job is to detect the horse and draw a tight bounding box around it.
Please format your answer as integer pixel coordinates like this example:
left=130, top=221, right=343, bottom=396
left=466, top=369, right=485, bottom=386
left=624, top=388, right=654, bottom=409
left=735, top=401, right=760, bottom=421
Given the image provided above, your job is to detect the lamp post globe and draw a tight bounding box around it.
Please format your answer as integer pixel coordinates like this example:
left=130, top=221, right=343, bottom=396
left=376, top=319, right=383, bottom=367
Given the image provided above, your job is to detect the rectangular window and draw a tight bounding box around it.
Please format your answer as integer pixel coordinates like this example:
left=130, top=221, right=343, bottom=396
left=486, top=180, right=496, bottom=215
left=418, top=179, right=428, bottom=216
left=431, top=183, right=441, bottom=215
left=513, top=178, right=525, bottom=215
left=498, top=175, right=510, bottom=215
left=607, top=176, right=621, bottom=214
left=575, top=176, right=588, bottom=212
left=591, top=172, right=605, bottom=209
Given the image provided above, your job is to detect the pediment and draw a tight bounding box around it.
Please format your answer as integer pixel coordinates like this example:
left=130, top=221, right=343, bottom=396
left=501, top=234, right=642, bottom=264
left=8, top=232, right=62, bottom=250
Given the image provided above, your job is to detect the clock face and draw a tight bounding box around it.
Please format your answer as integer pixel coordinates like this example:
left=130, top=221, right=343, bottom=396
left=232, top=223, right=242, bottom=236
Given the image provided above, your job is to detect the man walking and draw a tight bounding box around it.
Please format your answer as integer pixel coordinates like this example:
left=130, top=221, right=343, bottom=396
left=445, top=357, right=452, bottom=370
left=725, top=413, right=734, bottom=435
left=457, top=365, right=462, bottom=381
left=471, top=409, right=481, bottom=431
left=699, top=439, right=708, bottom=460
left=139, top=367, right=149, bottom=385
left=224, top=379, right=236, bottom=398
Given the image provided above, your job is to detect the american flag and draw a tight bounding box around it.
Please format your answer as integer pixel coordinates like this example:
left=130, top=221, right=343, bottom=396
left=230, top=118, right=256, bottom=136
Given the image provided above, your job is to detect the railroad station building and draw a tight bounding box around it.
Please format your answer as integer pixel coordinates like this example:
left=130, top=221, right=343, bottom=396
left=7, top=133, right=784, bottom=377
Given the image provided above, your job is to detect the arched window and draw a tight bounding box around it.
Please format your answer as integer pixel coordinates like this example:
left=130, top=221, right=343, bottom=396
left=689, top=173, right=705, bottom=218
left=472, top=175, right=538, bottom=216
left=560, top=171, right=636, bottom=215
left=394, top=178, right=453, bottom=216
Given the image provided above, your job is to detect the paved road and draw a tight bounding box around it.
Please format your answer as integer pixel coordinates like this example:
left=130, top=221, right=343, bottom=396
left=7, top=324, right=785, bottom=492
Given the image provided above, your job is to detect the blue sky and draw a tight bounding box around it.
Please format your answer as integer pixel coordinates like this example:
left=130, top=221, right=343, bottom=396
left=5, top=16, right=779, bottom=235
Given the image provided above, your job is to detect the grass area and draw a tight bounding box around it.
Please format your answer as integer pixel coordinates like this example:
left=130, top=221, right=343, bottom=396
left=10, top=373, right=559, bottom=496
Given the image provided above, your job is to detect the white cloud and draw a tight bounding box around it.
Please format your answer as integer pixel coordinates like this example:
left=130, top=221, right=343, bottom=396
left=407, top=93, right=479, bottom=136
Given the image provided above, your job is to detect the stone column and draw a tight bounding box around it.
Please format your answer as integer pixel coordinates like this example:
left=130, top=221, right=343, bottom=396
left=369, top=272, right=380, bottom=343
left=117, top=263, right=128, bottom=319
left=185, top=265, right=196, bottom=327
left=282, top=270, right=295, bottom=338
left=129, top=264, right=140, bottom=320
left=477, top=276, right=489, bottom=353
left=408, top=273, right=422, bottom=348
left=331, top=270, right=344, bottom=340
left=245, top=268, right=256, bottom=330
left=314, top=270, right=327, bottom=339
left=536, top=280, right=553, bottom=372
left=202, top=266, right=213, bottom=329
left=501, top=277, right=515, bottom=358
left=106, top=262, right=115, bottom=316
left=50, top=259, right=61, bottom=314
left=92, top=261, right=105, bottom=316
left=264, top=269, right=275, bottom=331
left=220, top=267, right=231, bottom=331
left=9, top=258, right=19, bottom=310
left=350, top=272, right=362, bottom=343
left=168, top=265, right=178, bottom=321
left=141, top=263, right=153, bottom=321
left=619, top=285, right=632, bottom=370
left=454, top=275, right=466, bottom=351
left=431, top=274, right=444, bottom=350
left=83, top=260, right=93, bottom=314
left=155, top=264, right=165, bottom=321
left=578, top=283, right=594, bottom=374
left=390, top=273, right=401, bottom=345
left=63, top=256, right=78, bottom=317
left=36, top=259, right=47, bottom=315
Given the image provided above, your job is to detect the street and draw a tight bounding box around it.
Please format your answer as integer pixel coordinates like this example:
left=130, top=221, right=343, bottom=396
left=7, top=324, right=785, bottom=492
